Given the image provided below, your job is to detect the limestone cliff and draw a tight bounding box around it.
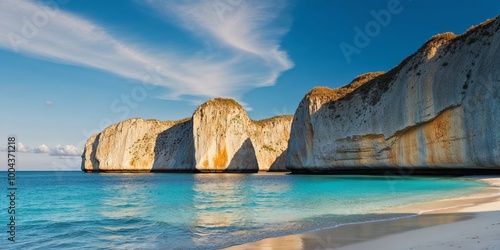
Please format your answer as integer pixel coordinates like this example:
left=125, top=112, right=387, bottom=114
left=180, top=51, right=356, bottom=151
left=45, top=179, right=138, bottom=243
left=286, top=17, right=500, bottom=173
left=81, top=98, right=293, bottom=172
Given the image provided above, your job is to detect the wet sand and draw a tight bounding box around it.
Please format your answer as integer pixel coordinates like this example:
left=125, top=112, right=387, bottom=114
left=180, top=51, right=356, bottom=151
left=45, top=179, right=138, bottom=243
left=225, top=177, right=500, bottom=250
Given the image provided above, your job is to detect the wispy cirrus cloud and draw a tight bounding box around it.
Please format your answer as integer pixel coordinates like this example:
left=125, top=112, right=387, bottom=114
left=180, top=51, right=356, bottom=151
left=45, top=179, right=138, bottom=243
left=145, top=0, right=294, bottom=84
left=0, top=0, right=293, bottom=105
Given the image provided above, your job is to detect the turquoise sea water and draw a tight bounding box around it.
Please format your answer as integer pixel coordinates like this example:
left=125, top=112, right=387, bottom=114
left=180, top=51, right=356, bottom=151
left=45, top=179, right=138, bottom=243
left=0, top=172, right=486, bottom=249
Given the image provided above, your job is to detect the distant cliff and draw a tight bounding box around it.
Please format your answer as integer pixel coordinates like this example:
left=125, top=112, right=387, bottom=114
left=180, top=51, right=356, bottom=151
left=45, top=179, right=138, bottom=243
left=83, top=16, right=500, bottom=174
left=286, top=17, right=500, bottom=173
left=82, top=98, right=292, bottom=172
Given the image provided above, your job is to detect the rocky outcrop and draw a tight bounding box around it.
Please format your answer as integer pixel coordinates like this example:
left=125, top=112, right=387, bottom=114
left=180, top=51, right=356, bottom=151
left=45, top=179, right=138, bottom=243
left=286, top=17, right=500, bottom=173
left=83, top=17, right=500, bottom=174
left=191, top=99, right=292, bottom=172
left=81, top=98, right=293, bottom=172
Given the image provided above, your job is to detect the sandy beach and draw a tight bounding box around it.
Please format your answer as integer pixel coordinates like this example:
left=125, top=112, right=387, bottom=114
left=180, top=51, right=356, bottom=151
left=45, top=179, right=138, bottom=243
left=225, top=177, right=500, bottom=250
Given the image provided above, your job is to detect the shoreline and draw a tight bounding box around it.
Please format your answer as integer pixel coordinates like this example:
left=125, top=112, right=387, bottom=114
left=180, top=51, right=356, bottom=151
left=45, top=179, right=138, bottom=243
left=224, top=176, right=500, bottom=250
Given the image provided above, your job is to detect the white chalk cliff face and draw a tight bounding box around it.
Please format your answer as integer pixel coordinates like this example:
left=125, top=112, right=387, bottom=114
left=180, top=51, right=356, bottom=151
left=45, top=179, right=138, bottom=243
left=81, top=98, right=292, bottom=172
left=83, top=17, right=500, bottom=174
left=286, top=17, right=500, bottom=173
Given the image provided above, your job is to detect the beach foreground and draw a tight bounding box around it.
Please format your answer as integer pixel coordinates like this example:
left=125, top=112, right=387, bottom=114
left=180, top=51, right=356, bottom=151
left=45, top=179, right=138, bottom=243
left=226, top=177, right=500, bottom=250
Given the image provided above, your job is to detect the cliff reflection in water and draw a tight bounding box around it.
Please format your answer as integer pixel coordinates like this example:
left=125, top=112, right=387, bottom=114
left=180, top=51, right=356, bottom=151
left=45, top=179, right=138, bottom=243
left=191, top=173, right=292, bottom=245
left=72, top=173, right=484, bottom=249
left=98, top=174, right=154, bottom=219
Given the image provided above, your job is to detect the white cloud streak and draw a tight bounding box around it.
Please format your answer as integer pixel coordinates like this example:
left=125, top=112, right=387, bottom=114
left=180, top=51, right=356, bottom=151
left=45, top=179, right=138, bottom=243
left=51, top=144, right=82, bottom=156
left=146, top=0, right=294, bottom=82
left=23, top=143, right=82, bottom=156
left=17, top=143, right=29, bottom=152
left=33, top=144, right=51, bottom=154
left=0, top=0, right=293, bottom=104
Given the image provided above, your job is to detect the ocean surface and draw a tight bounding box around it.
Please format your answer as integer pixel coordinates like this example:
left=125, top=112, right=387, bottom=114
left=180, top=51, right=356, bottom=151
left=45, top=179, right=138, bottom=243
left=0, top=171, right=486, bottom=249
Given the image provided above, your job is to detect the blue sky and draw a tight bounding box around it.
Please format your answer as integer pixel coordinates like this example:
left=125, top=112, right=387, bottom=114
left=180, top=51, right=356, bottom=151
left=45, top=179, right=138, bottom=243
left=1, top=0, right=499, bottom=170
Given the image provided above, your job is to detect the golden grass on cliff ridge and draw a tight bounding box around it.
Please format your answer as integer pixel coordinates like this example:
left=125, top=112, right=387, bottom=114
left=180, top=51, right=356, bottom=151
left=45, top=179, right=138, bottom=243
left=305, top=15, right=500, bottom=108
left=194, top=97, right=293, bottom=126
left=349, top=72, right=386, bottom=87
left=303, top=71, right=385, bottom=105
left=107, top=117, right=191, bottom=131
left=193, top=98, right=247, bottom=120
left=411, top=17, right=498, bottom=59
left=198, top=98, right=244, bottom=110
left=253, top=115, right=294, bottom=126
left=464, top=16, right=498, bottom=35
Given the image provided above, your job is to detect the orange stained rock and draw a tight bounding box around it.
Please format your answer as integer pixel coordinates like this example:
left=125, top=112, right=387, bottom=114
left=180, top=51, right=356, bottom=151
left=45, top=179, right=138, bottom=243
left=423, top=109, right=452, bottom=164
left=213, top=147, right=228, bottom=169
left=398, top=127, right=420, bottom=166
left=422, top=107, right=464, bottom=164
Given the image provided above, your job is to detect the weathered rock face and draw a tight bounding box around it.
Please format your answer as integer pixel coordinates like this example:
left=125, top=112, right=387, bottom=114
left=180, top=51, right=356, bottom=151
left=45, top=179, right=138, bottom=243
left=81, top=98, right=293, bottom=172
left=286, top=17, right=500, bottom=173
left=81, top=118, right=193, bottom=172
left=192, top=99, right=292, bottom=172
